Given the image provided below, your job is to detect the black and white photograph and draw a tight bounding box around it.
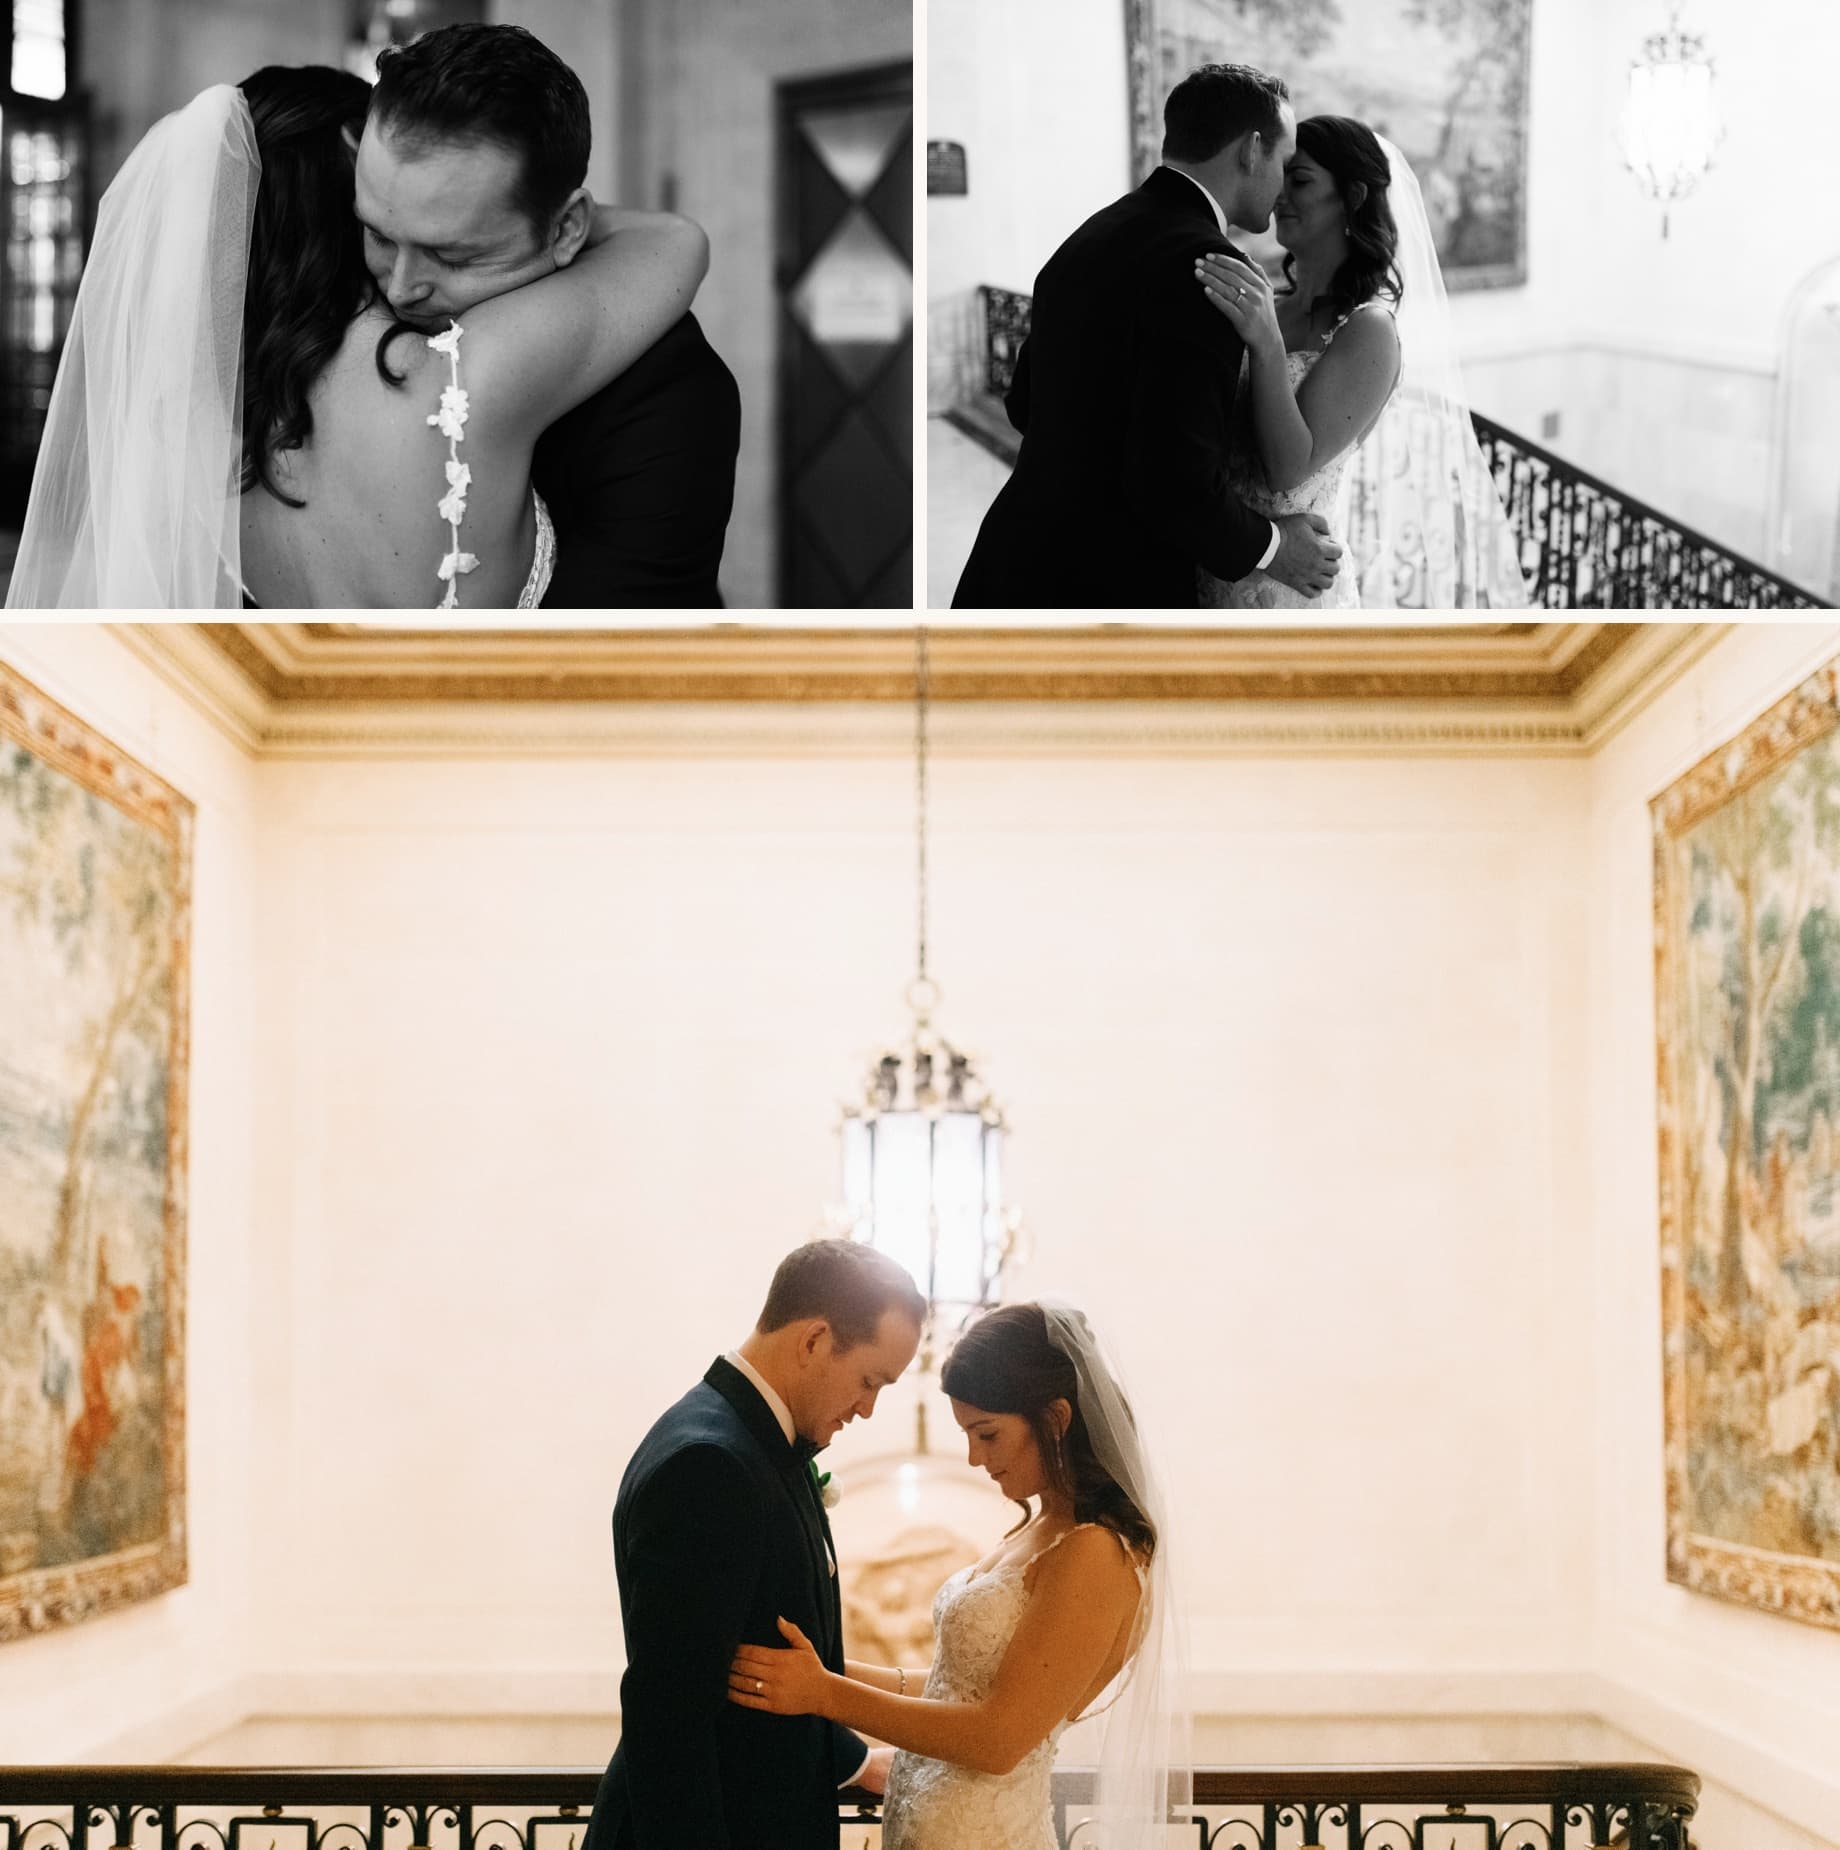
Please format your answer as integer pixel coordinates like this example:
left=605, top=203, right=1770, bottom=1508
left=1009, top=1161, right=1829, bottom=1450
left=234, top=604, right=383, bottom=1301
left=0, top=0, right=911, bottom=609
left=927, top=0, right=1838, bottom=611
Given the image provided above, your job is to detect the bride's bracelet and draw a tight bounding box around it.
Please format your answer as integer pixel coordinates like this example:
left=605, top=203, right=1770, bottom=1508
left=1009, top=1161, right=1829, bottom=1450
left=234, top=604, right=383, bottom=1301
left=896, top=1666, right=907, bottom=1695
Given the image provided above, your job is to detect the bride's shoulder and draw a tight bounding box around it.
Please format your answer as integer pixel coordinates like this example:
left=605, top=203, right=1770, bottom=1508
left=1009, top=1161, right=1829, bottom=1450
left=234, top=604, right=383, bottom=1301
left=1344, top=300, right=1401, bottom=340
left=1321, top=301, right=1400, bottom=368
left=1029, top=1522, right=1143, bottom=1598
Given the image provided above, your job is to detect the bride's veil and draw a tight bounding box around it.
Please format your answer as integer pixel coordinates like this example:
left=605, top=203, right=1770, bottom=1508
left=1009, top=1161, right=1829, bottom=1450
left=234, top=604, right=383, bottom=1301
left=1040, top=1301, right=1193, bottom=1850
left=7, top=84, right=257, bottom=609
left=1339, top=135, right=1533, bottom=609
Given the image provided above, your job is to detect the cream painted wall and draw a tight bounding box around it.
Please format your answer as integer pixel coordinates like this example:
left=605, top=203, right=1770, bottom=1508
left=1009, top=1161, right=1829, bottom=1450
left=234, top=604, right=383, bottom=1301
left=925, top=0, right=1130, bottom=406
left=620, top=0, right=912, bottom=610
left=240, top=747, right=1592, bottom=1708
left=1585, top=621, right=1840, bottom=1849
left=0, top=624, right=261, bottom=1759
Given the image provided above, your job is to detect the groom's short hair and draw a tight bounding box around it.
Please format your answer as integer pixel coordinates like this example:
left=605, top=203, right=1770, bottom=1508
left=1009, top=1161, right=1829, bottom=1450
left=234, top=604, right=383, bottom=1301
left=757, top=1239, right=926, bottom=1350
left=1162, top=63, right=1290, bottom=162
left=371, top=23, right=590, bottom=229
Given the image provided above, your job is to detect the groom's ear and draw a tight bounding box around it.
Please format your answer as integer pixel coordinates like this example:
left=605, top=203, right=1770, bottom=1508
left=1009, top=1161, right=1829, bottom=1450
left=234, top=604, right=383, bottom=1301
left=545, top=186, right=594, bottom=270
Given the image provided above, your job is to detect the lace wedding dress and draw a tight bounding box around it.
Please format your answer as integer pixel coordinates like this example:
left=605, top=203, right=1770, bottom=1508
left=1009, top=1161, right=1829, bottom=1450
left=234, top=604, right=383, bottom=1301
left=881, top=1526, right=1144, bottom=1850
left=1198, top=321, right=1376, bottom=611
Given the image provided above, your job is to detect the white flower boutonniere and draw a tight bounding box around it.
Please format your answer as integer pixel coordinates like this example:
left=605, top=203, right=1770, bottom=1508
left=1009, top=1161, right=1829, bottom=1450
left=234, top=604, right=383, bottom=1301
left=808, top=1460, right=840, bottom=1509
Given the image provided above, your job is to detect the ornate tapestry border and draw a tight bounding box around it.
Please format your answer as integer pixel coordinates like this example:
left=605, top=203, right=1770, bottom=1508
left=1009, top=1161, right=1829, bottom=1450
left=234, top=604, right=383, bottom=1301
left=0, top=662, right=193, bottom=1642
left=1651, top=657, right=1840, bottom=1632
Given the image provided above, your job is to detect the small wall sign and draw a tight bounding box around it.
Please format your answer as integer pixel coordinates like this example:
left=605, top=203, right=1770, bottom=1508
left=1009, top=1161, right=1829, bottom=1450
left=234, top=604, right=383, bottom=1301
left=927, top=140, right=967, bottom=195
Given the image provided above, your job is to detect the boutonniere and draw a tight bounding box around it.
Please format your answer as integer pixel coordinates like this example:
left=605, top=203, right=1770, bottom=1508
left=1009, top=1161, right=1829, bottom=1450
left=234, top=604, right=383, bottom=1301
left=808, top=1460, right=840, bottom=1509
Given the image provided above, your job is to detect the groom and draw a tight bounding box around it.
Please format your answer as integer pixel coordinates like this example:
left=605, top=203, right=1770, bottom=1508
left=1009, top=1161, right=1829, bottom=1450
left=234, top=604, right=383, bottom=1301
left=954, top=62, right=1341, bottom=610
left=356, top=24, right=740, bottom=607
left=583, top=1239, right=925, bottom=1850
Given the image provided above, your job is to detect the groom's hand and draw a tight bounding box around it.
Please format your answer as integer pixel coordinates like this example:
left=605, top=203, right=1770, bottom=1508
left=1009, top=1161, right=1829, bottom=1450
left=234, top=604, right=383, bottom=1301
left=1265, top=512, right=1342, bottom=597
left=845, top=1746, right=896, bottom=1797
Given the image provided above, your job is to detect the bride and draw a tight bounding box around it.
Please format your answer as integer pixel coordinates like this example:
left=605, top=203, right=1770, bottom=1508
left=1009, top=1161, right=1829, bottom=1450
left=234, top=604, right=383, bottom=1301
left=1193, top=115, right=1530, bottom=609
left=728, top=1301, right=1188, bottom=1850
left=7, top=35, right=707, bottom=609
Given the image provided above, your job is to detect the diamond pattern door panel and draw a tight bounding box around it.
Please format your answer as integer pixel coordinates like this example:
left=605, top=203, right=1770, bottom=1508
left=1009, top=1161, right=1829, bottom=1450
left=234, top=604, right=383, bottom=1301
left=778, top=63, right=912, bottom=608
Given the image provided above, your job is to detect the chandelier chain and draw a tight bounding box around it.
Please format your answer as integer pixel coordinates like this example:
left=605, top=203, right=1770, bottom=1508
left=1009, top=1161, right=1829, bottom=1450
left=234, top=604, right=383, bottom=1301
left=915, top=624, right=929, bottom=987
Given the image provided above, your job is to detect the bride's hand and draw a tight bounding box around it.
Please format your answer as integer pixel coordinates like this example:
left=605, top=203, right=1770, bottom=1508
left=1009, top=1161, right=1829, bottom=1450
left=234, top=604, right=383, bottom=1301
left=728, top=1616, right=833, bottom=1717
left=1196, top=252, right=1281, bottom=359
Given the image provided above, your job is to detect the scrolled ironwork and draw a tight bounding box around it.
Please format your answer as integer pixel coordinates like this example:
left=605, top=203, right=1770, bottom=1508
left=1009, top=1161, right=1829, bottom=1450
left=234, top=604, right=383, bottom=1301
left=459, top=1822, right=524, bottom=1850
left=969, top=283, right=1825, bottom=611
left=1358, top=1819, right=1418, bottom=1850
left=1496, top=1818, right=1553, bottom=1850
left=0, top=1762, right=1701, bottom=1850
left=1203, top=1817, right=1269, bottom=1850
left=979, top=285, right=1032, bottom=399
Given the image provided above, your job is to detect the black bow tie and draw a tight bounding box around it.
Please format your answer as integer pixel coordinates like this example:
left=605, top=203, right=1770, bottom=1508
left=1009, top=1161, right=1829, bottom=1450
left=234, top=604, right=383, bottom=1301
left=788, top=1434, right=821, bottom=1471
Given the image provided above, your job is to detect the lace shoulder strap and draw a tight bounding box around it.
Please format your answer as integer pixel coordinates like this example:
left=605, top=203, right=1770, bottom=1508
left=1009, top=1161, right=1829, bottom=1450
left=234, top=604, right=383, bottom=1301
left=1033, top=1520, right=1148, bottom=1584
left=1321, top=300, right=1399, bottom=350
left=426, top=321, right=477, bottom=608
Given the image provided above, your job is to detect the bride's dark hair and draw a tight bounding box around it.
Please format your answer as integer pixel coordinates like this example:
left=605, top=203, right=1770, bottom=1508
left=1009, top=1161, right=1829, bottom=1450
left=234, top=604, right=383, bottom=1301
left=238, top=66, right=399, bottom=506
left=941, top=1302, right=1156, bottom=1559
left=1280, top=115, right=1403, bottom=327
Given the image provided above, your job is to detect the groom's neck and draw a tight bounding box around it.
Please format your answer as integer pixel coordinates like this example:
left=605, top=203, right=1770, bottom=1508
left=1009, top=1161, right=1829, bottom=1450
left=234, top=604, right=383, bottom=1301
left=1164, top=155, right=1239, bottom=225
left=735, top=1331, right=799, bottom=1410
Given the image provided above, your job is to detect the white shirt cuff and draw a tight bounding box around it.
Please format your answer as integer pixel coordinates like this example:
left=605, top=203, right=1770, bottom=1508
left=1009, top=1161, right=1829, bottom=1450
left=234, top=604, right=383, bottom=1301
left=1256, top=519, right=1281, bottom=571
left=842, top=1749, right=874, bottom=1789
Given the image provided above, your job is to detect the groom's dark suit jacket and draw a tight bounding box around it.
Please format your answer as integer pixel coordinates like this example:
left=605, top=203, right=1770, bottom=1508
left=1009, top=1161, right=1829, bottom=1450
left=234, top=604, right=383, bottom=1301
left=953, top=166, right=1272, bottom=610
left=532, top=312, right=740, bottom=608
left=583, top=1356, right=868, bottom=1850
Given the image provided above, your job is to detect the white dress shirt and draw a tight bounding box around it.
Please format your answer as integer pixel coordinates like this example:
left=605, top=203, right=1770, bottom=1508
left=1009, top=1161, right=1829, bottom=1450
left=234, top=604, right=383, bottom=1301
left=1159, top=165, right=1282, bottom=574
left=725, top=1348, right=796, bottom=1444
left=722, top=1351, right=871, bottom=1790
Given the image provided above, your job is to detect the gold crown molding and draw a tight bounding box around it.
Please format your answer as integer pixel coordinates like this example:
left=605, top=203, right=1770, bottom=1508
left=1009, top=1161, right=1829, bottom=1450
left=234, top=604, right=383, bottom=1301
left=110, top=622, right=1722, bottom=758
left=244, top=700, right=1592, bottom=760
left=109, top=622, right=267, bottom=753
left=1572, top=620, right=1733, bottom=747
left=189, top=620, right=1665, bottom=701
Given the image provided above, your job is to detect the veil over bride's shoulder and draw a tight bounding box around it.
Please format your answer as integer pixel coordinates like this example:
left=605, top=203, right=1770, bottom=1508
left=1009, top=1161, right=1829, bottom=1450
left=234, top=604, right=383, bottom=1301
left=1341, top=137, right=1531, bottom=610
left=8, top=85, right=258, bottom=609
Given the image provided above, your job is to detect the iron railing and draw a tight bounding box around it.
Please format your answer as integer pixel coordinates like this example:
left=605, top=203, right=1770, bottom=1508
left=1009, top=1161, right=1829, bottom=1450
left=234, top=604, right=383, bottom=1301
left=0, top=1761, right=1702, bottom=1850
left=962, top=283, right=1826, bottom=611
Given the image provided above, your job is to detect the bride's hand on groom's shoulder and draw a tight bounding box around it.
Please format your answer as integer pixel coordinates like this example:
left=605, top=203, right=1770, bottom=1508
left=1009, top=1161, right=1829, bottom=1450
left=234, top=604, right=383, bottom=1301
left=728, top=1616, right=832, bottom=1718
left=1196, top=252, right=1281, bottom=358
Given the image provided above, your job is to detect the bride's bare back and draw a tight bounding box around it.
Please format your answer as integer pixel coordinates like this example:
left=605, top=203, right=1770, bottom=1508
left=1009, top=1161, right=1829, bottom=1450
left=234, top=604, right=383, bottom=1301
left=239, top=305, right=542, bottom=608
left=238, top=195, right=707, bottom=610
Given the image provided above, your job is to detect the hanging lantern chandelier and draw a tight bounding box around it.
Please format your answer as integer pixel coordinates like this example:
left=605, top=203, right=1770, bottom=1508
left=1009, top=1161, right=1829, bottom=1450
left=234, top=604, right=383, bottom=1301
left=836, top=628, right=1020, bottom=1372
left=1621, top=0, right=1723, bottom=238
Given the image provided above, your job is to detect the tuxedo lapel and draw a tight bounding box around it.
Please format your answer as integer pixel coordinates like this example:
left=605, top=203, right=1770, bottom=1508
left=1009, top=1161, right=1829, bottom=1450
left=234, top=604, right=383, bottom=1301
left=703, top=1357, right=842, bottom=1660
left=705, top=1354, right=796, bottom=1459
